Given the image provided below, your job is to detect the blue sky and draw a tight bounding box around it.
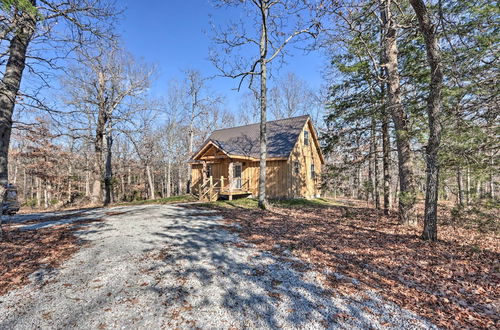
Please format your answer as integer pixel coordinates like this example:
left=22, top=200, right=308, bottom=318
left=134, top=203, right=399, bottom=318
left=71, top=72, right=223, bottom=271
left=117, top=0, right=327, bottom=112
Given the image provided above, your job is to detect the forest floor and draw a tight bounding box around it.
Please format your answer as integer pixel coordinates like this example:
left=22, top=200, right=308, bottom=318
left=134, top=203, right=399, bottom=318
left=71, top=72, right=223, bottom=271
left=191, top=197, right=499, bottom=329
left=1, top=203, right=436, bottom=329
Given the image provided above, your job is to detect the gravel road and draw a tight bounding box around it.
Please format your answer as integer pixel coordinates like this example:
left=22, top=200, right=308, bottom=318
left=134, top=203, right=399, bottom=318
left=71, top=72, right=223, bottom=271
left=0, top=204, right=436, bottom=329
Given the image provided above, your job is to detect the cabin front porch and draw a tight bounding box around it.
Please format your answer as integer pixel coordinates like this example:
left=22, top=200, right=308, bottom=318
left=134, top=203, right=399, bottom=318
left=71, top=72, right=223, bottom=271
left=192, top=175, right=252, bottom=201
left=191, top=160, right=254, bottom=201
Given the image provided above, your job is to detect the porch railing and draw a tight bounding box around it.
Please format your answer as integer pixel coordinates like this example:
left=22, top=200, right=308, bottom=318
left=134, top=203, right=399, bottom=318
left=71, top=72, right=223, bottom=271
left=193, top=176, right=250, bottom=201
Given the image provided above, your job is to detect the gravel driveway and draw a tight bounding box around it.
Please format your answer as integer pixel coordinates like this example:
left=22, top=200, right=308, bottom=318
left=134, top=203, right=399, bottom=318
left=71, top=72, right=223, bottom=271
left=0, top=204, right=436, bottom=329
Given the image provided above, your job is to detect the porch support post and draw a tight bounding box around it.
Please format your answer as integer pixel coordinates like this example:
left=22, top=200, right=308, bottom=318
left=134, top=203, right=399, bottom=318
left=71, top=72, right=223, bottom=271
left=202, top=161, right=207, bottom=183
left=209, top=176, right=213, bottom=201
left=200, top=161, right=207, bottom=201
left=228, top=161, right=233, bottom=201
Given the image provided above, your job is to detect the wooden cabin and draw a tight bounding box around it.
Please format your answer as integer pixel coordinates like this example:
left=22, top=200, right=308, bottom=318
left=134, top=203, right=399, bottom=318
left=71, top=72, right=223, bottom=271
left=189, top=115, right=324, bottom=201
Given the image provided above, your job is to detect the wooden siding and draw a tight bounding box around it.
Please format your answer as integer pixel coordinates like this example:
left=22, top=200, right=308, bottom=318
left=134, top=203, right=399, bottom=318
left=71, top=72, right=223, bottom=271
left=190, top=118, right=323, bottom=199
left=239, top=160, right=289, bottom=198
left=191, top=164, right=203, bottom=189
left=288, top=120, right=323, bottom=198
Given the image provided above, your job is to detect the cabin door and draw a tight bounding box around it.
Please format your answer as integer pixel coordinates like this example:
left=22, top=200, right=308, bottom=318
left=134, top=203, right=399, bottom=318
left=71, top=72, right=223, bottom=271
left=232, top=163, right=242, bottom=189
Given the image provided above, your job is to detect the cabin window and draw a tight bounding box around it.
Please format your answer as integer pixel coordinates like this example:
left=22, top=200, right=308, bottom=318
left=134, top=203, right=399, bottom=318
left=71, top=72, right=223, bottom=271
left=304, top=130, right=309, bottom=146
left=293, top=161, right=299, bottom=174
left=207, top=164, right=213, bottom=178
left=310, top=164, right=316, bottom=179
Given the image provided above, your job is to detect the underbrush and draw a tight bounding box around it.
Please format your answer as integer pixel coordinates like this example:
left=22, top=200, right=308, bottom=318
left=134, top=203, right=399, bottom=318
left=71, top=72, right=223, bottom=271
left=444, top=199, right=499, bottom=235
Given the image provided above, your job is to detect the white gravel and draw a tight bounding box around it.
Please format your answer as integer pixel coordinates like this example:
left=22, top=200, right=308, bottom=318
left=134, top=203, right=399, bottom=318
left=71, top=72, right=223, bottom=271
left=0, top=204, right=437, bottom=329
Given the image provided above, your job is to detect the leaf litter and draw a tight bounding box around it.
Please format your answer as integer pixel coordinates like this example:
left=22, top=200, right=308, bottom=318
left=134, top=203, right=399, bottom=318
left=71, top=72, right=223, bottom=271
left=197, top=201, right=499, bottom=329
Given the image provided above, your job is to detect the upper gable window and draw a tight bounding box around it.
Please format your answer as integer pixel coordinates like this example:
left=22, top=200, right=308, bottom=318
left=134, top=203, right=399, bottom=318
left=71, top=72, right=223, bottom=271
left=304, top=130, right=310, bottom=146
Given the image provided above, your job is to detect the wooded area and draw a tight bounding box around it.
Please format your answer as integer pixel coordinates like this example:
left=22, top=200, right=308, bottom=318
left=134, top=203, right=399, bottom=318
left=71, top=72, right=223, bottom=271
left=0, top=0, right=498, bottom=241
left=322, top=0, right=498, bottom=240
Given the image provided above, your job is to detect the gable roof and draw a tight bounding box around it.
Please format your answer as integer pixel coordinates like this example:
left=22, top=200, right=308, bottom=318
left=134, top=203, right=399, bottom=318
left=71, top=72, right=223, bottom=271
left=192, top=115, right=322, bottom=161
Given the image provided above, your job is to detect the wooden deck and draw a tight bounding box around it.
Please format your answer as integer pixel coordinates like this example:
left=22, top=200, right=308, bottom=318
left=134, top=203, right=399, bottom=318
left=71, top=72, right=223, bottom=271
left=219, top=189, right=252, bottom=199
left=192, top=177, right=252, bottom=201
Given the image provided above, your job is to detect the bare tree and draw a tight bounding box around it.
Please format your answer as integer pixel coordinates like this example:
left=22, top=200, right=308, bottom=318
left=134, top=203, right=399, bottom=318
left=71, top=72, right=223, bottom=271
left=159, top=118, right=181, bottom=198
left=238, top=91, right=260, bottom=125
left=211, top=0, right=321, bottom=209
left=0, top=0, right=117, bottom=186
left=269, top=73, right=317, bottom=120
left=182, top=70, right=222, bottom=192
left=162, top=72, right=224, bottom=194
left=62, top=43, right=155, bottom=205
left=125, top=114, right=161, bottom=200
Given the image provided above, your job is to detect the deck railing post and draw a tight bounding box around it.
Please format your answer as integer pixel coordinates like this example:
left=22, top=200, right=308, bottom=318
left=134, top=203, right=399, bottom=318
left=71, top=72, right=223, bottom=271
left=228, top=162, right=233, bottom=201
left=221, top=176, right=224, bottom=191
left=209, top=176, right=213, bottom=201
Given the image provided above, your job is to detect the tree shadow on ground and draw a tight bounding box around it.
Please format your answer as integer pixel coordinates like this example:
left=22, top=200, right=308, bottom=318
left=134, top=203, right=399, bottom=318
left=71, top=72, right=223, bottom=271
left=197, top=203, right=499, bottom=329
left=140, top=208, right=431, bottom=329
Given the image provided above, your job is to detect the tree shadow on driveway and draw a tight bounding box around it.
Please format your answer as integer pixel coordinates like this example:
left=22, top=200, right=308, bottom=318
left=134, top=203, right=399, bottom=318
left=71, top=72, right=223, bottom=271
left=140, top=208, right=432, bottom=329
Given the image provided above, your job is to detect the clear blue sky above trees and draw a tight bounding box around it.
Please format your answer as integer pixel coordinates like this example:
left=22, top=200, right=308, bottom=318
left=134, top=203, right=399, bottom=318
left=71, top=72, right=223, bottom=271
left=118, top=0, right=326, bottom=113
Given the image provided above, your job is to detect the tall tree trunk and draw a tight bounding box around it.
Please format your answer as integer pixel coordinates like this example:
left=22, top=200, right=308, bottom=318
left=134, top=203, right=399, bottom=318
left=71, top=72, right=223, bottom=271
left=489, top=155, right=495, bottom=199
left=23, top=167, right=27, bottom=202
left=356, top=166, right=362, bottom=200
left=258, top=4, right=269, bottom=210
left=186, top=123, right=194, bottom=194
left=379, top=41, right=391, bottom=214
left=67, top=163, right=72, bottom=203
left=12, top=161, right=18, bottom=184
left=166, top=161, right=171, bottom=198
left=92, top=149, right=103, bottom=205
left=0, top=3, right=36, bottom=186
left=371, top=118, right=380, bottom=209
left=381, top=104, right=391, bottom=214
left=466, top=165, right=470, bottom=205
left=351, top=174, right=356, bottom=198
left=36, top=177, right=41, bottom=207
left=457, top=167, right=463, bottom=206
left=103, top=128, right=113, bottom=205
left=43, top=181, right=48, bottom=209
left=85, top=171, right=90, bottom=197
left=410, top=0, right=444, bottom=241
left=30, top=175, right=34, bottom=200
left=92, top=71, right=108, bottom=205
left=146, top=164, right=155, bottom=200
left=368, top=143, right=374, bottom=202
left=393, top=173, right=399, bottom=209
left=177, top=163, right=183, bottom=195
left=381, top=0, right=417, bottom=226
left=476, top=179, right=481, bottom=200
